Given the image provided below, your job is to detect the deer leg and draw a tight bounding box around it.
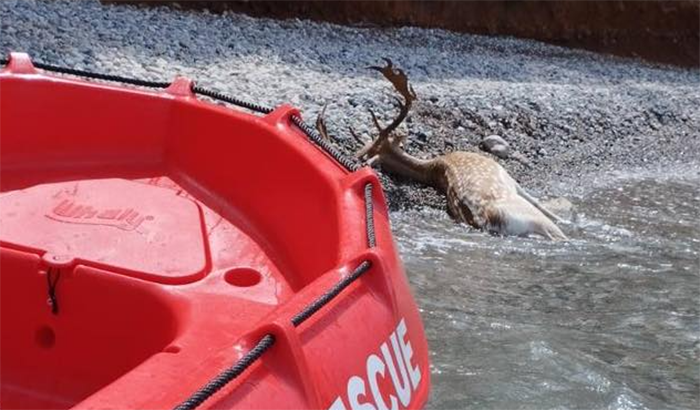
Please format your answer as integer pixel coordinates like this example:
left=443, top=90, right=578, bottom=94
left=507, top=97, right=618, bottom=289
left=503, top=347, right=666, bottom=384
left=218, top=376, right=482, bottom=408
left=532, top=218, right=568, bottom=241
left=489, top=196, right=568, bottom=240
left=515, top=184, right=567, bottom=224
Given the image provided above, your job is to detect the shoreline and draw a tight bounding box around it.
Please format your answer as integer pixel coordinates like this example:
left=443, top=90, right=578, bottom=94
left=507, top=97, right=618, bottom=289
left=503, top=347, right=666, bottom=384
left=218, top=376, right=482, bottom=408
left=106, top=0, right=700, bottom=67
left=2, top=0, right=698, bottom=213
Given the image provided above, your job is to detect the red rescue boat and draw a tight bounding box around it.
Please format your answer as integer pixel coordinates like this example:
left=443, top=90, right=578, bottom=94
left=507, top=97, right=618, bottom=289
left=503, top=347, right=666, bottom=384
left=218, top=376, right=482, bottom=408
left=0, top=53, right=430, bottom=410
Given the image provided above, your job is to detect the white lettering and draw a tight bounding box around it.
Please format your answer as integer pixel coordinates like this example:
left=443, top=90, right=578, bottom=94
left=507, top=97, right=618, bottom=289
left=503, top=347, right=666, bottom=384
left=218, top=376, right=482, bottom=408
left=367, top=353, right=397, bottom=410
left=348, top=376, right=377, bottom=410
left=383, top=336, right=412, bottom=407
left=329, top=318, right=423, bottom=410
left=328, top=397, right=347, bottom=410
left=396, top=319, right=421, bottom=390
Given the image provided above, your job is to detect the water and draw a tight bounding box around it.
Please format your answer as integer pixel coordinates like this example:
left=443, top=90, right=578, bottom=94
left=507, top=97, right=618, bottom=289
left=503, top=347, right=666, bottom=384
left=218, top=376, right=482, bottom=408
left=392, top=167, right=700, bottom=409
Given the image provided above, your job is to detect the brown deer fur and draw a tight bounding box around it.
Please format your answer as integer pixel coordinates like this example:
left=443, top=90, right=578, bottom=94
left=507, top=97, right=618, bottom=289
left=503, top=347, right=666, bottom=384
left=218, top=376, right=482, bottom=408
left=319, top=59, right=567, bottom=240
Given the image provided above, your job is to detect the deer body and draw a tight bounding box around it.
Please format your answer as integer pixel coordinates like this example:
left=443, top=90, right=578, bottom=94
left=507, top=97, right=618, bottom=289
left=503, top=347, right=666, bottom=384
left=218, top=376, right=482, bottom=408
left=438, top=152, right=566, bottom=239
left=318, top=59, right=567, bottom=240
left=369, top=144, right=567, bottom=239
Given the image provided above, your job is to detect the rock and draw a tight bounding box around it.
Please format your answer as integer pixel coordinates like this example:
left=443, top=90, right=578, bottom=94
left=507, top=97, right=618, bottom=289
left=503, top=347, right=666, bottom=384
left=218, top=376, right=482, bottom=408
left=479, top=134, right=512, bottom=159
left=2, top=0, right=697, bottom=213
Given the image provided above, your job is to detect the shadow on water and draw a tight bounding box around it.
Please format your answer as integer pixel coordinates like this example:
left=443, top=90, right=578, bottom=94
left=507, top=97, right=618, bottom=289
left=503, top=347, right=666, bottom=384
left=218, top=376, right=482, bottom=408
left=392, top=166, right=700, bottom=410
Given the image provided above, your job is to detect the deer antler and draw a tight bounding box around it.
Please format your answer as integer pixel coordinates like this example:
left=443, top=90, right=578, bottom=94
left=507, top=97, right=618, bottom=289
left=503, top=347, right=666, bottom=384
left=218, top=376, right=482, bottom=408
left=348, top=127, right=370, bottom=146
left=315, top=59, right=566, bottom=240
left=314, top=101, right=378, bottom=166
left=367, top=58, right=417, bottom=139
left=315, top=59, right=419, bottom=166
left=315, top=102, right=373, bottom=151
left=315, top=103, right=330, bottom=140
left=353, top=58, right=418, bottom=162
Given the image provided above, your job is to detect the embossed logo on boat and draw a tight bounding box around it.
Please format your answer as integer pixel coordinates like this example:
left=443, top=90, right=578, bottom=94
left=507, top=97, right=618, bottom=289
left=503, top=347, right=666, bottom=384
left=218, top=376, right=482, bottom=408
left=46, top=199, right=154, bottom=231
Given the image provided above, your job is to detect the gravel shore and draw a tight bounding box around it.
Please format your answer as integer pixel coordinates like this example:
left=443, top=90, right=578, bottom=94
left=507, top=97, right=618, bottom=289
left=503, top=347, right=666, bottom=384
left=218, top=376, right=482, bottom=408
left=2, top=0, right=699, bottom=210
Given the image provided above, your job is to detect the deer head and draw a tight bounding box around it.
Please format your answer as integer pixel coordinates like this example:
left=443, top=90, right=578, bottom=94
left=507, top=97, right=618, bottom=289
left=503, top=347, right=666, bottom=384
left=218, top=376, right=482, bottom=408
left=317, top=59, right=437, bottom=186
left=317, top=58, right=419, bottom=167
left=315, top=59, right=566, bottom=240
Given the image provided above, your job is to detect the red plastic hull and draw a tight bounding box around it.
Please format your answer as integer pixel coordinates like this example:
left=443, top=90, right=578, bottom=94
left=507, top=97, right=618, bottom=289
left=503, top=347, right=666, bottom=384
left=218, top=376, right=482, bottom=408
left=0, top=53, right=430, bottom=410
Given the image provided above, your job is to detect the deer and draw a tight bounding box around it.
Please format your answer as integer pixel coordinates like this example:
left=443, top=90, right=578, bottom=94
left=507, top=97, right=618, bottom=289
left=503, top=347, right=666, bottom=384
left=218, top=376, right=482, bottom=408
left=318, top=59, right=567, bottom=240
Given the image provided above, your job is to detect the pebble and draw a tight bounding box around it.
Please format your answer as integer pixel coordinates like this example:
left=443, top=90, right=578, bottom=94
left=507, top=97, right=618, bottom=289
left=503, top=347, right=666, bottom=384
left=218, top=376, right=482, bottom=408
left=2, top=0, right=698, bottom=210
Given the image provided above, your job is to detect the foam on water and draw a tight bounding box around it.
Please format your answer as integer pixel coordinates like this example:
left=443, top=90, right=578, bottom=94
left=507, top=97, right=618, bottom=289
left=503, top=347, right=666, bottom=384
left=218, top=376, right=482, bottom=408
left=392, top=166, right=700, bottom=409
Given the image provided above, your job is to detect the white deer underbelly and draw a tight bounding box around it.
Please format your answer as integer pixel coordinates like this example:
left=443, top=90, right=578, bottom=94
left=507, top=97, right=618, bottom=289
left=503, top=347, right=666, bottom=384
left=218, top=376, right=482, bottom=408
left=489, top=196, right=547, bottom=237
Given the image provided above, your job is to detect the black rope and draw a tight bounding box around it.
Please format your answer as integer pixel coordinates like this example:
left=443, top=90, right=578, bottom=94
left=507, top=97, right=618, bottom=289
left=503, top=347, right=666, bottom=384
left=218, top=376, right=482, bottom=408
left=3, top=56, right=362, bottom=172
left=291, top=260, right=372, bottom=327
left=364, top=183, right=376, bottom=248
left=46, top=268, right=61, bottom=315
left=291, top=182, right=375, bottom=327
left=290, top=115, right=361, bottom=172
left=191, top=85, right=274, bottom=114
left=173, top=181, right=376, bottom=409
left=172, top=334, right=276, bottom=410
left=186, top=87, right=361, bottom=172
left=32, top=61, right=171, bottom=88
left=3, top=58, right=381, bottom=406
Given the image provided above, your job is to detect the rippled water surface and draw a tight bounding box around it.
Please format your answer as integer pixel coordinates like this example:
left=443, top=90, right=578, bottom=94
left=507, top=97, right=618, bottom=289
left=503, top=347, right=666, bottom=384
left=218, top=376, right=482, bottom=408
left=392, top=167, right=699, bottom=410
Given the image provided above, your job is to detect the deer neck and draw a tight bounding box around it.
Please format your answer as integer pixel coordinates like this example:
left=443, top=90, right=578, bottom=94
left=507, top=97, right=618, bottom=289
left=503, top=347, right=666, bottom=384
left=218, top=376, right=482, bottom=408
left=380, top=145, right=442, bottom=188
